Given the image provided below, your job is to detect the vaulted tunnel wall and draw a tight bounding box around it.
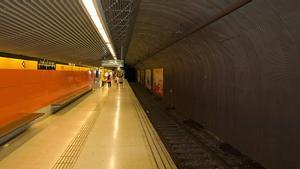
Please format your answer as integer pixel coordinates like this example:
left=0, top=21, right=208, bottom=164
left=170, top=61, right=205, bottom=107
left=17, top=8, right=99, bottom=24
left=135, top=1, right=300, bottom=169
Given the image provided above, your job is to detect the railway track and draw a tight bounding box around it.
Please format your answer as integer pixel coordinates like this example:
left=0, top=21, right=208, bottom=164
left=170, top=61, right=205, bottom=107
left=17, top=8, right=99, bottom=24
left=130, top=83, right=265, bottom=169
left=145, top=107, right=230, bottom=169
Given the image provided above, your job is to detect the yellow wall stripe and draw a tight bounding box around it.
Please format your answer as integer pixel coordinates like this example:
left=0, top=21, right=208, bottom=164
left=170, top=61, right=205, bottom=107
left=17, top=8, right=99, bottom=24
left=56, top=64, right=90, bottom=71
left=0, top=56, right=37, bottom=70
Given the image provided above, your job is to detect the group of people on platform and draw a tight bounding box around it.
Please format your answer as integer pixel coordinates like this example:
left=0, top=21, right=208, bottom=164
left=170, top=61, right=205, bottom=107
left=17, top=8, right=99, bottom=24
left=101, top=69, right=124, bottom=88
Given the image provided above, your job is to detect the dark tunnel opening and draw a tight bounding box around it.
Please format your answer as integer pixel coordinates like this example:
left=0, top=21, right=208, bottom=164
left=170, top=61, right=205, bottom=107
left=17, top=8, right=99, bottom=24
left=124, top=64, right=137, bottom=82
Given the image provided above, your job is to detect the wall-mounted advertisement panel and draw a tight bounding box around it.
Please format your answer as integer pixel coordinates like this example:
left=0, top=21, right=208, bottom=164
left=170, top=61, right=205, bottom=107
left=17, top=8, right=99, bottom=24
left=153, top=68, right=163, bottom=96
left=145, top=69, right=152, bottom=90
left=137, top=70, right=141, bottom=83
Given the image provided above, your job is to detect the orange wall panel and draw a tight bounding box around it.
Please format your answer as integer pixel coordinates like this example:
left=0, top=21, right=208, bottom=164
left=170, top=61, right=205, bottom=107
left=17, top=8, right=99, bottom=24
left=0, top=69, right=93, bottom=127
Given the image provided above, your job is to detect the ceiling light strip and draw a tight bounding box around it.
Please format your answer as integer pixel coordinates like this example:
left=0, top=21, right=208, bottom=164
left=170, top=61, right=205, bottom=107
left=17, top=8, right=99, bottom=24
left=81, top=0, right=117, bottom=59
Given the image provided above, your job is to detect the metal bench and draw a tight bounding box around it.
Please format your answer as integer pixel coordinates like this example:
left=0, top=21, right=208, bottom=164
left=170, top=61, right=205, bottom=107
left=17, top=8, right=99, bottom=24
left=0, top=113, right=43, bottom=145
left=51, top=87, right=92, bottom=113
left=0, top=87, right=91, bottom=145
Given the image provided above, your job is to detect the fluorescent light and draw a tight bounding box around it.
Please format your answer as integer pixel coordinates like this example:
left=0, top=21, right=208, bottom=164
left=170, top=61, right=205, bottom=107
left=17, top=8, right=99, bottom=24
left=82, top=0, right=116, bottom=58
left=99, top=29, right=109, bottom=43
left=107, top=43, right=116, bottom=57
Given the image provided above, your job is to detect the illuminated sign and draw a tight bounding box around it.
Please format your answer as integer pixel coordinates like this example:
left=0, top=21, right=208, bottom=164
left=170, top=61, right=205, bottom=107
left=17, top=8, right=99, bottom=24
left=101, top=60, right=124, bottom=67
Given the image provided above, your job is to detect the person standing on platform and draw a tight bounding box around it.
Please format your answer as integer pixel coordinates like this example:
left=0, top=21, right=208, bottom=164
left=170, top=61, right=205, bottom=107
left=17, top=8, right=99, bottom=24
left=107, top=74, right=112, bottom=88
left=102, top=71, right=108, bottom=87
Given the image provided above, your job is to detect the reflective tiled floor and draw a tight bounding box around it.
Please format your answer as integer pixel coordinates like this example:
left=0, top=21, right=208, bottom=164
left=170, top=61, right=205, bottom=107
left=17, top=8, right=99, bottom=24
left=0, top=81, right=176, bottom=169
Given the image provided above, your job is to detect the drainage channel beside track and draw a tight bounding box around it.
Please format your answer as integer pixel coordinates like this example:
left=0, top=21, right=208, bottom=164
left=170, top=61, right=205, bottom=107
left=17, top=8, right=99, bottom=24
left=130, top=83, right=265, bottom=169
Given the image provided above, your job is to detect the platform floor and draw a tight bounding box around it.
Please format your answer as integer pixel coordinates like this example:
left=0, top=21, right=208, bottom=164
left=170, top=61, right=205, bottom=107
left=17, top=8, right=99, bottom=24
left=0, top=81, right=176, bottom=169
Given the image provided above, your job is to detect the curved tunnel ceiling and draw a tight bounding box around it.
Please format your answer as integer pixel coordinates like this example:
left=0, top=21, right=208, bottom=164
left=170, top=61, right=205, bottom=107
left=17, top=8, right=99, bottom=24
left=126, top=0, right=249, bottom=65
left=0, top=0, right=250, bottom=66
left=0, top=0, right=110, bottom=66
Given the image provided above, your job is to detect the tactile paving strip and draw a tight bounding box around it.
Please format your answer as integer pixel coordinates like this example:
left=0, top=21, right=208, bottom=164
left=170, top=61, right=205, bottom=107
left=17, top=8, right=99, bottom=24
left=52, top=109, right=102, bottom=169
left=133, top=94, right=177, bottom=169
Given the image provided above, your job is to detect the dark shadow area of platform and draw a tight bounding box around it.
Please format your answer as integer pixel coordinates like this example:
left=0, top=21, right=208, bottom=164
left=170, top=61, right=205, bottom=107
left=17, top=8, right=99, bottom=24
left=130, top=82, right=265, bottom=169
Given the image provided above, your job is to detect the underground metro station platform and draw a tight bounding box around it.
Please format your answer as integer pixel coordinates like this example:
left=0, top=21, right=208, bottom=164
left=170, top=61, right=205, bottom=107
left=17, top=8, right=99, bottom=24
left=0, top=0, right=299, bottom=169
